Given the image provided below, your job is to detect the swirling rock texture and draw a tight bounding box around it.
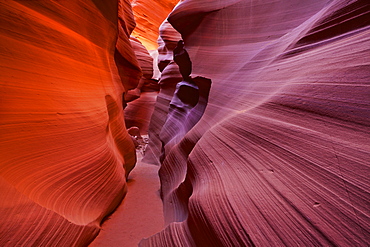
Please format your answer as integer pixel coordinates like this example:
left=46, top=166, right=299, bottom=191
left=125, top=0, right=181, bottom=134
left=141, top=0, right=370, bottom=246
left=0, top=0, right=139, bottom=246
left=124, top=36, right=159, bottom=134
left=142, top=20, right=183, bottom=165
left=130, top=0, right=180, bottom=50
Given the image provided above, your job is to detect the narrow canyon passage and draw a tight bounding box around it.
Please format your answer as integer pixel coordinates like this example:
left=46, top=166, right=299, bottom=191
left=89, top=152, right=164, bottom=247
left=90, top=91, right=164, bottom=246
left=0, top=1, right=369, bottom=246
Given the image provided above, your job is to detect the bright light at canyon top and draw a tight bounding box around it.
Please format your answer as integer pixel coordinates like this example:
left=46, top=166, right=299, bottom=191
left=130, top=0, right=180, bottom=50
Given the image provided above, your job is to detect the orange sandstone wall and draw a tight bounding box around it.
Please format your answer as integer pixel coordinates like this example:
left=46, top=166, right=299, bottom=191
left=130, top=0, right=180, bottom=50
left=0, top=1, right=139, bottom=246
left=124, top=36, right=159, bottom=134
left=142, top=0, right=370, bottom=246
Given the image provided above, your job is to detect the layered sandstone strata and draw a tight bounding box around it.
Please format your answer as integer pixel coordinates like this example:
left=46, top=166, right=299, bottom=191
left=0, top=0, right=139, bottom=245
left=142, top=0, right=370, bottom=246
left=124, top=36, right=159, bottom=134
left=142, top=20, right=183, bottom=165
left=130, top=0, right=180, bottom=50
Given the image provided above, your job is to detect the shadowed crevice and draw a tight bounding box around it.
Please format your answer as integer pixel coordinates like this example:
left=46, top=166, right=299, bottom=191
left=159, top=40, right=212, bottom=163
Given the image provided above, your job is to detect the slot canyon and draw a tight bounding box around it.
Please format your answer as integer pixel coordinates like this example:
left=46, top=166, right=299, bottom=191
left=0, top=0, right=369, bottom=246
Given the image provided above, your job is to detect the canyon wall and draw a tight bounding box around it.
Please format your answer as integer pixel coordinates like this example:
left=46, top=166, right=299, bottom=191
left=125, top=0, right=181, bottom=134
left=130, top=0, right=180, bottom=50
left=143, top=20, right=183, bottom=165
left=0, top=1, right=140, bottom=246
left=124, top=36, right=159, bottom=134
left=142, top=0, right=370, bottom=246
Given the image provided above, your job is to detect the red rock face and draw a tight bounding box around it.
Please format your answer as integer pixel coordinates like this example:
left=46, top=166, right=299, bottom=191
left=124, top=36, right=159, bottom=134
left=0, top=1, right=139, bottom=245
left=142, top=0, right=370, bottom=246
left=130, top=0, right=180, bottom=50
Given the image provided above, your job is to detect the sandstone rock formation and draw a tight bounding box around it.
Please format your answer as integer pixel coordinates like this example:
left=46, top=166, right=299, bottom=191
left=130, top=0, right=180, bottom=50
left=142, top=20, right=183, bottom=165
left=124, top=36, right=159, bottom=134
left=1, top=0, right=369, bottom=246
left=141, top=0, right=370, bottom=246
left=0, top=1, right=139, bottom=245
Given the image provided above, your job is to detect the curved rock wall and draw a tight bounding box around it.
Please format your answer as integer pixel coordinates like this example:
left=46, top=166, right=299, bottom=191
left=0, top=0, right=139, bottom=245
left=142, top=0, right=370, bottom=246
left=142, top=20, right=183, bottom=165
left=124, top=36, right=159, bottom=134
left=130, top=0, right=180, bottom=50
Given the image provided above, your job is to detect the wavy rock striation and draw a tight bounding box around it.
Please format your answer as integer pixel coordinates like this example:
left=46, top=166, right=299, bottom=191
left=142, top=20, right=183, bottom=165
left=124, top=36, right=159, bottom=134
left=142, top=0, right=370, bottom=246
left=130, top=0, right=180, bottom=50
left=0, top=0, right=139, bottom=246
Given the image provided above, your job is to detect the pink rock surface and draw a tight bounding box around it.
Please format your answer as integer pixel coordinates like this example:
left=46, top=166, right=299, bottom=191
left=142, top=20, right=183, bottom=165
left=125, top=92, right=159, bottom=135
left=0, top=1, right=139, bottom=245
left=142, top=0, right=370, bottom=246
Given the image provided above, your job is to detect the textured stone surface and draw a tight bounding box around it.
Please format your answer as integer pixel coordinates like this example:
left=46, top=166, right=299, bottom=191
left=124, top=36, right=155, bottom=103
left=130, top=36, right=154, bottom=80
left=142, top=0, right=370, bottom=246
left=142, top=20, right=183, bottom=165
left=124, top=36, right=159, bottom=134
left=0, top=1, right=139, bottom=245
left=1, top=0, right=369, bottom=246
left=130, top=0, right=180, bottom=50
